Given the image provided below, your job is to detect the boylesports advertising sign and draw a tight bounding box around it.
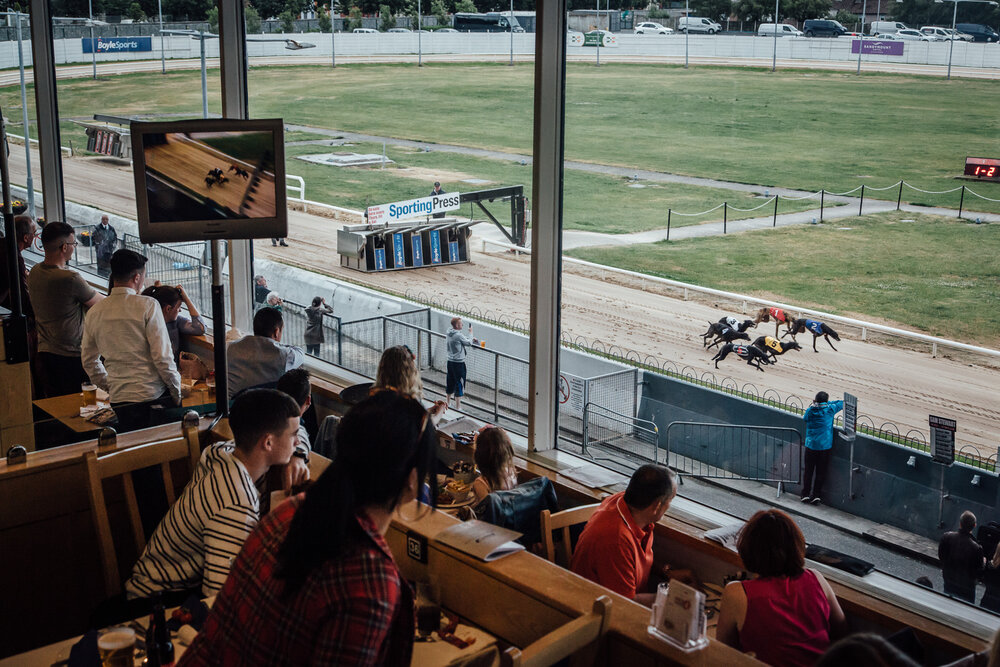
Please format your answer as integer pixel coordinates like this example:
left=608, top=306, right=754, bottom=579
left=367, top=193, right=461, bottom=225
left=82, top=37, right=153, bottom=53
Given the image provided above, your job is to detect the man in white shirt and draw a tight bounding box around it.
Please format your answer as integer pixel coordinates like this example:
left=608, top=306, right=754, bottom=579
left=81, top=249, right=181, bottom=431
left=227, top=306, right=304, bottom=399
left=126, top=389, right=301, bottom=601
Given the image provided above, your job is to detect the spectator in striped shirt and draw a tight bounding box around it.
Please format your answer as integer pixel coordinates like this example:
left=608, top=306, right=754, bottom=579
left=179, top=391, right=436, bottom=666
left=125, top=388, right=301, bottom=601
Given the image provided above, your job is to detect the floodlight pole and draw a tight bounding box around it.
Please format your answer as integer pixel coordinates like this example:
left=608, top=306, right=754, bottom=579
left=331, top=10, right=336, bottom=67
left=88, top=0, right=97, bottom=79
left=935, top=0, right=996, bottom=80
left=509, top=0, right=514, bottom=65
left=200, top=31, right=208, bottom=117
left=771, top=0, right=779, bottom=71
left=595, top=0, right=600, bottom=66
left=158, top=0, right=165, bottom=73
left=856, top=0, right=867, bottom=73
left=9, top=11, right=34, bottom=217
left=418, top=0, right=423, bottom=66
left=684, top=0, right=689, bottom=68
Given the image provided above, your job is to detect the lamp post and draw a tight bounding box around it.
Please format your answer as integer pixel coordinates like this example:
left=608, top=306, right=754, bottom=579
left=596, top=0, right=601, bottom=66
left=418, top=0, right=423, bottom=66
left=856, top=0, right=867, bottom=73
left=4, top=11, right=34, bottom=217
left=684, top=0, right=689, bottom=68
left=936, top=0, right=998, bottom=80
left=88, top=0, right=97, bottom=79
left=771, top=0, right=779, bottom=71
left=509, top=0, right=514, bottom=66
left=158, top=0, right=166, bottom=73
left=331, top=8, right=337, bottom=67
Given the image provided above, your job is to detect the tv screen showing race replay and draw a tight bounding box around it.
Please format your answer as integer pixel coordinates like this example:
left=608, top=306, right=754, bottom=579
left=130, top=118, right=287, bottom=244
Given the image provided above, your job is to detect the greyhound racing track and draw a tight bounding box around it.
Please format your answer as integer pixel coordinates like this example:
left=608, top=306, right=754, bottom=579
left=11, top=144, right=1000, bottom=456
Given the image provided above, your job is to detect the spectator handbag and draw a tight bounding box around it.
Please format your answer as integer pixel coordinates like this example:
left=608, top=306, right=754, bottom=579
left=178, top=351, right=209, bottom=380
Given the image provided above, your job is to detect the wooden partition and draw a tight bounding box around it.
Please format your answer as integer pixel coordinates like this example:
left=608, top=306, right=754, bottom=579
left=507, top=456, right=991, bottom=664
left=0, top=419, right=212, bottom=658
left=388, top=504, right=763, bottom=666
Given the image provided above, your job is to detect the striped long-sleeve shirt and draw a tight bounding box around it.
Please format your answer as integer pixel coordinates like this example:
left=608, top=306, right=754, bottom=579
left=125, top=442, right=259, bottom=600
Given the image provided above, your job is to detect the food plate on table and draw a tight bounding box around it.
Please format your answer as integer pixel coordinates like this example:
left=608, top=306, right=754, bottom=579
left=437, top=479, right=474, bottom=508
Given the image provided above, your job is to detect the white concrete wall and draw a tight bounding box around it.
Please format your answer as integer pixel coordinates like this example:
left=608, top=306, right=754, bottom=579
left=0, top=32, right=997, bottom=70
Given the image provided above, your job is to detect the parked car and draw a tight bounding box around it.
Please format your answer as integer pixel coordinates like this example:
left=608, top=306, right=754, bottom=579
left=955, top=23, right=999, bottom=42
left=677, top=16, right=721, bottom=34
left=352, top=28, right=377, bottom=33
left=945, top=28, right=974, bottom=41
left=436, top=27, right=458, bottom=32
left=894, top=28, right=932, bottom=41
left=758, top=23, right=804, bottom=37
left=387, top=27, right=412, bottom=33
left=634, top=21, right=673, bottom=35
left=869, top=20, right=908, bottom=35
left=919, top=26, right=950, bottom=41
left=803, top=19, right=847, bottom=37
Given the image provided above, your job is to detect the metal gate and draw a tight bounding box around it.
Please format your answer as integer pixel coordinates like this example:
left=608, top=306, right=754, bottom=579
left=664, top=421, right=802, bottom=495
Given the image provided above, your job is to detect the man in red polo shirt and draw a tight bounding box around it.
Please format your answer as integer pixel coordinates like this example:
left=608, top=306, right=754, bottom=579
left=571, top=465, right=676, bottom=605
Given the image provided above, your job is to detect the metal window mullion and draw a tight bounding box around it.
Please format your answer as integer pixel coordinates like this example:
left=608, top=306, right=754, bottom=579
left=218, top=0, right=253, bottom=336
left=527, top=0, right=567, bottom=453
left=28, top=0, right=65, bottom=224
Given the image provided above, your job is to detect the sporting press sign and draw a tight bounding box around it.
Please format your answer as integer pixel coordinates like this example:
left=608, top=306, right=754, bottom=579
left=366, top=192, right=461, bottom=225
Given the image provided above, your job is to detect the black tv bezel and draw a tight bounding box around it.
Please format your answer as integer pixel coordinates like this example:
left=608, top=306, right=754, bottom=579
left=130, top=118, right=288, bottom=244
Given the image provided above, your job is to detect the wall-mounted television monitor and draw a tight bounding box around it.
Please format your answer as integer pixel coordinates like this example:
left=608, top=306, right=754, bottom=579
left=130, top=118, right=287, bottom=243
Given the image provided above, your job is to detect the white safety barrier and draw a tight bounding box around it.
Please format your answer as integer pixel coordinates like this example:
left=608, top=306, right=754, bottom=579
left=7, top=132, right=73, bottom=157
left=479, top=237, right=1000, bottom=360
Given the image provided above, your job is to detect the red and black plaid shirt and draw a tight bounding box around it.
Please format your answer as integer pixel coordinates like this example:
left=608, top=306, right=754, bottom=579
left=179, top=494, right=414, bottom=666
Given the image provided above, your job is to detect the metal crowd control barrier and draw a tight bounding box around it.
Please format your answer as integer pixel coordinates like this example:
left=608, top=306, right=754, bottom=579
left=664, top=421, right=803, bottom=497
left=582, top=402, right=659, bottom=465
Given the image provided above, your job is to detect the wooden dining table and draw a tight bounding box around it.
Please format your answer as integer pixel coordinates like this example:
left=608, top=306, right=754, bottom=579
left=0, top=598, right=500, bottom=666
left=32, top=384, right=219, bottom=434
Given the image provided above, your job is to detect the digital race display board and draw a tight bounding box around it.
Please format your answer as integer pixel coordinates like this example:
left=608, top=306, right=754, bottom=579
left=965, top=157, right=1000, bottom=181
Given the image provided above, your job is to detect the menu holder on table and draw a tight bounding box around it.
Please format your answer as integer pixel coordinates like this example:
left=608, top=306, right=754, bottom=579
left=435, top=520, right=525, bottom=562
left=648, top=580, right=709, bottom=653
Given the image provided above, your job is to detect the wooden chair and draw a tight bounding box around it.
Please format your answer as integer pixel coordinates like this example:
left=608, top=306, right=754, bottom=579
left=84, top=422, right=201, bottom=598
left=501, top=595, right=612, bottom=667
left=540, top=503, right=601, bottom=567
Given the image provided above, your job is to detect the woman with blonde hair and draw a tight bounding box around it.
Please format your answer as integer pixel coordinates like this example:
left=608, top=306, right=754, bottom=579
left=472, top=426, right=518, bottom=503
left=373, top=346, right=446, bottom=422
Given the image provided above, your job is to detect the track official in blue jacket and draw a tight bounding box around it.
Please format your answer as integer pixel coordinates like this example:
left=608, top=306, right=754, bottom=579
left=801, top=391, right=844, bottom=505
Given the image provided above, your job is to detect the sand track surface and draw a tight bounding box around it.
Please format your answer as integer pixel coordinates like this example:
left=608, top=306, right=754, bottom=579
left=12, top=150, right=999, bottom=454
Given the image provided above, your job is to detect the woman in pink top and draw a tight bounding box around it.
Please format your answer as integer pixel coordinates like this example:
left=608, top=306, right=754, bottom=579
left=718, top=510, right=847, bottom=667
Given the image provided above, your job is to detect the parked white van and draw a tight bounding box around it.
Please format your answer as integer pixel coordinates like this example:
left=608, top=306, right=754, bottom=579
left=678, top=17, right=722, bottom=34
left=869, top=21, right=907, bottom=35
left=758, top=23, right=804, bottom=37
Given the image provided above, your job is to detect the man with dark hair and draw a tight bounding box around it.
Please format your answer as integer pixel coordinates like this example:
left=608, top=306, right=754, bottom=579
left=801, top=390, right=844, bottom=505
left=939, top=510, right=985, bottom=603
left=126, top=388, right=301, bottom=601
left=0, top=214, right=36, bottom=319
left=27, top=221, right=104, bottom=397
left=430, top=180, right=446, bottom=218
left=82, top=249, right=181, bottom=429
left=571, top=464, right=676, bottom=604
left=276, top=367, right=313, bottom=492
left=227, top=306, right=304, bottom=399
